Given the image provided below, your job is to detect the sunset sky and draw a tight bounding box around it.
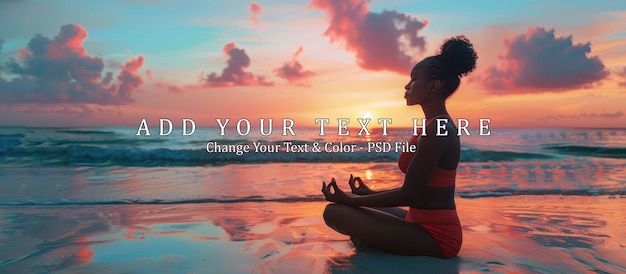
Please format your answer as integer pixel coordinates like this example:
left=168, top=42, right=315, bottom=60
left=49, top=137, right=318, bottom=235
left=0, top=0, right=625, bottom=128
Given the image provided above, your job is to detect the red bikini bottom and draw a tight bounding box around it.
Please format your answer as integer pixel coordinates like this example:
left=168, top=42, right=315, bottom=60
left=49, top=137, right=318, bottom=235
left=405, top=207, right=462, bottom=258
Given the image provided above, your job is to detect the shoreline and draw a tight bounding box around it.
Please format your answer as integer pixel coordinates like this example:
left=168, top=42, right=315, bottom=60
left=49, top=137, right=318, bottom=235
left=0, top=194, right=625, bottom=207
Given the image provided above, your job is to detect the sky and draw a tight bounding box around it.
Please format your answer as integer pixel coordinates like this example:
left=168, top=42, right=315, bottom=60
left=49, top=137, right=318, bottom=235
left=0, top=0, right=625, bottom=128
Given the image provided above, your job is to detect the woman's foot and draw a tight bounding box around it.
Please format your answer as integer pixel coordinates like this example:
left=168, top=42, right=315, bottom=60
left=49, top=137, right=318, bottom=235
left=350, top=236, right=370, bottom=250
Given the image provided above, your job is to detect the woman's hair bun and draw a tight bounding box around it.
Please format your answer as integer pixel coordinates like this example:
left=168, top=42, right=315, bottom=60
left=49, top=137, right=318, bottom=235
left=438, top=35, right=477, bottom=78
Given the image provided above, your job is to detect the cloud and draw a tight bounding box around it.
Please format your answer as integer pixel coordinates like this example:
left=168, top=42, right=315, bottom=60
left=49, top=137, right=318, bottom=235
left=250, top=2, right=262, bottom=24
left=204, top=42, right=273, bottom=87
left=117, top=56, right=144, bottom=99
left=310, top=0, right=428, bottom=75
left=144, top=69, right=182, bottom=93
left=617, top=67, right=626, bottom=87
left=107, top=59, right=123, bottom=69
left=556, top=102, right=587, bottom=112
left=0, top=24, right=145, bottom=105
left=590, top=111, right=623, bottom=118
left=483, top=27, right=609, bottom=93
left=274, top=46, right=315, bottom=86
left=538, top=110, right=623, bottom=121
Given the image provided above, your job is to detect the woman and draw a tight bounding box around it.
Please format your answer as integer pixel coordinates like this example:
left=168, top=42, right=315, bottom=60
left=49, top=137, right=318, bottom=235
left=321, top=36, right=477, bottom=258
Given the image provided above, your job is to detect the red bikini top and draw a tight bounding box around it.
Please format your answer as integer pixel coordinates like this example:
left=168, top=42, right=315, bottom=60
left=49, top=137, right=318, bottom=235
left=398, top=115, right=456, bottom=187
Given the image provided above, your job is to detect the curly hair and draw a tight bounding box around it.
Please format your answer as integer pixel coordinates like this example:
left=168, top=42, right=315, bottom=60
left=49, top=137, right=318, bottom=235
left=423, top=35, right=478, bottom=97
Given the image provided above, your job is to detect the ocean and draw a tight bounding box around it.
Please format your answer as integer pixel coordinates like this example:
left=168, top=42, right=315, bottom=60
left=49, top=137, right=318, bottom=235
left=1, top=126, right=626, bottom=273
left=1, top=126, right=625, bottom=206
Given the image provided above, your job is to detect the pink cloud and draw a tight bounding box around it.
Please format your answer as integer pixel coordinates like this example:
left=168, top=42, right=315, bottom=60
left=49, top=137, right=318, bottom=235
left=117, top=56, right=144, bottom=99
left=143, top=68, right=184, bottom=94
left=250, top=2, right=262, bottom=24
left=617, top=67, right=626, bottom=87
left=483, top=27, right=609, bottom=93
left=18, top=48, right=29, bottom=61
left=45, top=24, right=88, bottom=59
left=155, top=82, right=184, bottom=94
left=166, top=85, right=183, bottom=94
left=310, top=0, right=428, bottom=75
left=274, top=46, right=315, bottom=86
left=0, top=24, right=145, bottom=105
left=204, top=42, right=273, bottom=87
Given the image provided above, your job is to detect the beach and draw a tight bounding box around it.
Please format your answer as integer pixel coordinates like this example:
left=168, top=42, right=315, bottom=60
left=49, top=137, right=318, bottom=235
left=1, top=194, right=624, bottom=273
left=1, top=127, right=626, bottom=273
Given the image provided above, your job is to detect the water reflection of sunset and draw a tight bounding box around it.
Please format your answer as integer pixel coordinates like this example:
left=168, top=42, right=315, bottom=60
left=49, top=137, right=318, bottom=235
left=2, top=195, right=624, bottom=273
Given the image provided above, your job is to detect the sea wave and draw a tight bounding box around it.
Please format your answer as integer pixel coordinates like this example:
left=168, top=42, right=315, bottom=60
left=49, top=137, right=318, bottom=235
left=55, top=129, right=117, bottom=135
left=457, top=188, right=625, bottom=198
left=0, top=134, right=24, bottom=153
left=1, top=190, right=624, bottom=206
left=0, top=143, right=558, bottom=166
left=459, top=149, right=555, bottom=162
left=0, top=196, right=321, bottom=206
left=543, top=145, right=626, bottom=159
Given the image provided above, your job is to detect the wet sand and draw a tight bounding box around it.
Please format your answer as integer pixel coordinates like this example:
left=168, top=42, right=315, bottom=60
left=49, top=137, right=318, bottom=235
left=1, top=195, right=625, bottom=273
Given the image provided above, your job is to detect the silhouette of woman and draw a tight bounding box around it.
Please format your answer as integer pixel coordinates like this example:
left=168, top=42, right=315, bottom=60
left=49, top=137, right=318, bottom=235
left=321, top=35, right=478, bottom=258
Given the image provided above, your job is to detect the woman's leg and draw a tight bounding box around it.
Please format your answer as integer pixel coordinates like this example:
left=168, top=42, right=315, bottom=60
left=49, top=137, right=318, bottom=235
left=323, top=203, right=444, bottom=257
left=371, top=207, right=408, bottom=219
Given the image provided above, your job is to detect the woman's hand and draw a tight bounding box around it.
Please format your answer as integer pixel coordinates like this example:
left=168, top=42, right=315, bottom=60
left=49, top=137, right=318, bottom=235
left=321, top=178, right=350, bottom=204
left=348, top=174, right=375, bottom=195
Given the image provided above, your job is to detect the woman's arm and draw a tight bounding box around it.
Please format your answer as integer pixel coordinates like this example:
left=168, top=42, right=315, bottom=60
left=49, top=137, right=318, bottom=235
left=324, top=125, right=450, bottom=207
left=349, top=175, right=395, bottom=195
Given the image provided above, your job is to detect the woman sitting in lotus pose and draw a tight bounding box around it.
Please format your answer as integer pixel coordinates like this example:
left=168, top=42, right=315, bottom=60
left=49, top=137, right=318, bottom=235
left=321, top=35, right=478, bottom=259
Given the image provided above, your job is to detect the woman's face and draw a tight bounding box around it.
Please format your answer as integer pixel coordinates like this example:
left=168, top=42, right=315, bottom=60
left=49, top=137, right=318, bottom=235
left=404, top=63, right=430, bottom=106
